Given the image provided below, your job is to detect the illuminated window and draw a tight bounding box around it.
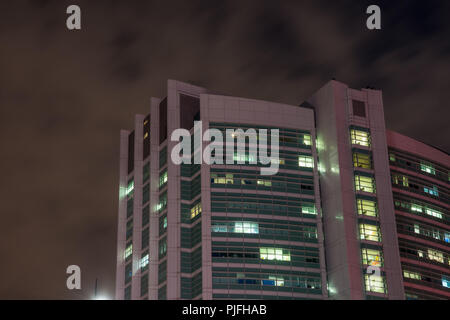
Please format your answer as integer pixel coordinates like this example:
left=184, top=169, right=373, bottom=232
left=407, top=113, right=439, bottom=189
left=159, top=238, right=167, bottom=258
left=163, top=216, right=167, bottom=229
left=126, top=180, right=134, bottom=196
left=356, top=199, right=377, bottom=217
left=159, top=170, right=168, bottom=187
left=302, top=204, right=317, bottom=215
left=424, top=186, right=439, bottom=197
left=425, top=207, right=443, bottom=219
left=389, top=153, right=396, bottom=162
left=427, top=249, right=444, bottom=263
left=420, top=162, right=436, bottom=175
left=403, top=270, right=421, bottom=280
left=257, top=179, right=272, bottom=187
left=414, top=224, right=420, bottom=234
left=211, top=173, right=234, bottom=184
left=190, top=203, right=202, bottom=219
left=259, top=248, right=291, bottom=261
left=124, top=244, right=133, bottom=260
left=233, top=153, right=256, bottom=163
left=234, top=222, right=259, bottom=234
left=365, top=274, right=386, bottom=294
left=361, top=248, right=383, bottom=266
left=350, top=129, right=370, bottom=147
left=262, top=276, right=285, bottom=286
left=140, top=254, right=149, bottom=270
left=355, top=175, right=376, bottom=193
left=353, top=152, right=372, bottom=169
left=359, top=224, right=381, bottom=242
left=442, top=276, right=450, bottom=288
left=303, top=134, right=312, bottom=146
left=393, top=174, right=409, bottom=187
left=298, top=155, right=314, bottom=168
left=445, top=232, right=450, bottom=243
left=411, top=204, right=423, bottom=213
left=417, top=250, right=424, bottom=258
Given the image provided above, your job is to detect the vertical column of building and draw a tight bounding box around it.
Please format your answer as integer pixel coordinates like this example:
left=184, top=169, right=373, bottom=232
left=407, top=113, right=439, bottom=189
left=166, top=80, right=182, bottom=299
left=309, top=81, right=362, bottom=299
left=364, top=89, right=404, bottom=299
left=115, top=130, right=130, bottom=299
left=130, top=115, right=145, bottom=299
left=148, top=98, right=161, bottom=300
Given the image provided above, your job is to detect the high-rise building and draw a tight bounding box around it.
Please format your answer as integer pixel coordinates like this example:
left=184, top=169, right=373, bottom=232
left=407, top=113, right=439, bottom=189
left=115, top=79, right=449, bottom=300
left=386, top=131, right=450, bottom=299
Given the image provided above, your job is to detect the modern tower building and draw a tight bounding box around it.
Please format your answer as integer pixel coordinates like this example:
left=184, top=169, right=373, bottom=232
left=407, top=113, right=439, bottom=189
left=115, top=79, right=449, bottom=300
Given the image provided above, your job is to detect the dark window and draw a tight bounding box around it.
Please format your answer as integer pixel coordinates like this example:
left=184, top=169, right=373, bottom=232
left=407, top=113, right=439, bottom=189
left=125, top=263, right=132, bottom=284
left=159, top=98, right=167, bottom=143
left=143, top=115, right=150, bottom=159
left=128, top=131, right=135, bottom=173
left=140, top=273, right=149, bottom=297
left=142, top=183, right=150, bottom=205
left=142, top=205, right=149, bottom=227
left=124, top=285, right=131, bottom=300
left=352, top=100, right=366, bottom=118
left=180, top=94, right=200, bottom=130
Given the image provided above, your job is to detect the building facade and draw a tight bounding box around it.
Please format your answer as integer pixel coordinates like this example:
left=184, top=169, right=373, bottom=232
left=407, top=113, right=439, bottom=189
left=115, top=79, right=449, bottom=300
left=386, top=131, right=450, bottom=299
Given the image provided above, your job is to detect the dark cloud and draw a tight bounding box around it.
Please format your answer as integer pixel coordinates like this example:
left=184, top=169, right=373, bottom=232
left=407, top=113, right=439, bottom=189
left=0, top=0, right=449, bottom=299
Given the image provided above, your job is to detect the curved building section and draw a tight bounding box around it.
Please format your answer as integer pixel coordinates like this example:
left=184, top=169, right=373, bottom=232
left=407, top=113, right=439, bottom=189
left=202, top=94, right=327, bottom=299
left=386, top=130, right=450, bottom=299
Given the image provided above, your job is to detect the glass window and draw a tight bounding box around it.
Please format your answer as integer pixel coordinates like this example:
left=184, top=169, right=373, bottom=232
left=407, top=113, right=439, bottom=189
left=259, top=247, right=291, bottom=261
left=359, top=224, right=381, bottom=242
left=420, top=162, right=436, bottom=175
left=303, top=134, right=312, bottom=146
left=302, top=204, right=317, bottom=215
left=350, top=129, right=370, bottom=147
left=403, top=270, right=421, bottom=280
left=389, top=153, right=396, bottom=162
left=126, top=179, right=134, bottom=196
left=298, top=155, right=314, bottom=168
left=356, top=199, right=377, bottom=217
left=425, top=207, right=443, bottom=219
left=140, top=254, right=149, bottom=270
left=393, top=174, right=409, bottom=187
left=427, top=249, right=444, bottom=263
left=190, top=203, right=202, bottom=219
left=234, top=222, right=259, bottom=234
left=353, top=152, right=372, bottom=169
left=365, top=274, right=386, bottom=294
left=361, top=248, right=383, bottom=266
left=355, top=175, right=376, bottom=193
left=159, top=170, right=168, bottom=187
left=442, top=276, right=450, bottom=288
left=424, top=186, right=439, bottom=197
left=124, top=244, right=133, bottom=260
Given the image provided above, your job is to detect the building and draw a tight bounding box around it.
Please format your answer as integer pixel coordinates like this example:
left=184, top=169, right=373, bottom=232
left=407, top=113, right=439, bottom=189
left=115, top=79, right=449, bottom=300
left=386, top=131, right=450, bottom=299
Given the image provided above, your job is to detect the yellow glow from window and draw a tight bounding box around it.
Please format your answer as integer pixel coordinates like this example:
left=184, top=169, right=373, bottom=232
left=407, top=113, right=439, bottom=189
left=190, top=203, right=202, bottom=219
left=403, top=270, right=421, bottom=280
left=355, top=175, right=375, bottom=193
left=353, top=152, right=371, bottom=169
left=350, top=129, right=370, bottom=147
left=359, top=224, right=381, bottom=242
left=427, top=249, right=444, bottom=263
left=356, top=199, right=377, bottom=217
left=365, top=274, right=386, bottom=294
left=361, top=248, right=383, bottom=266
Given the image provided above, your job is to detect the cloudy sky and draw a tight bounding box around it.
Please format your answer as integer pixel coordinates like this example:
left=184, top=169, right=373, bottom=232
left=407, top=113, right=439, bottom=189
left=0, top=0, right=449, bottom=299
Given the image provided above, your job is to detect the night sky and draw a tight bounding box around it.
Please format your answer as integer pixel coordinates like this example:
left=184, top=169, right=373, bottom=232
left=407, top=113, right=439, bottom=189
left=1, top=0, right=449, bottom=299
